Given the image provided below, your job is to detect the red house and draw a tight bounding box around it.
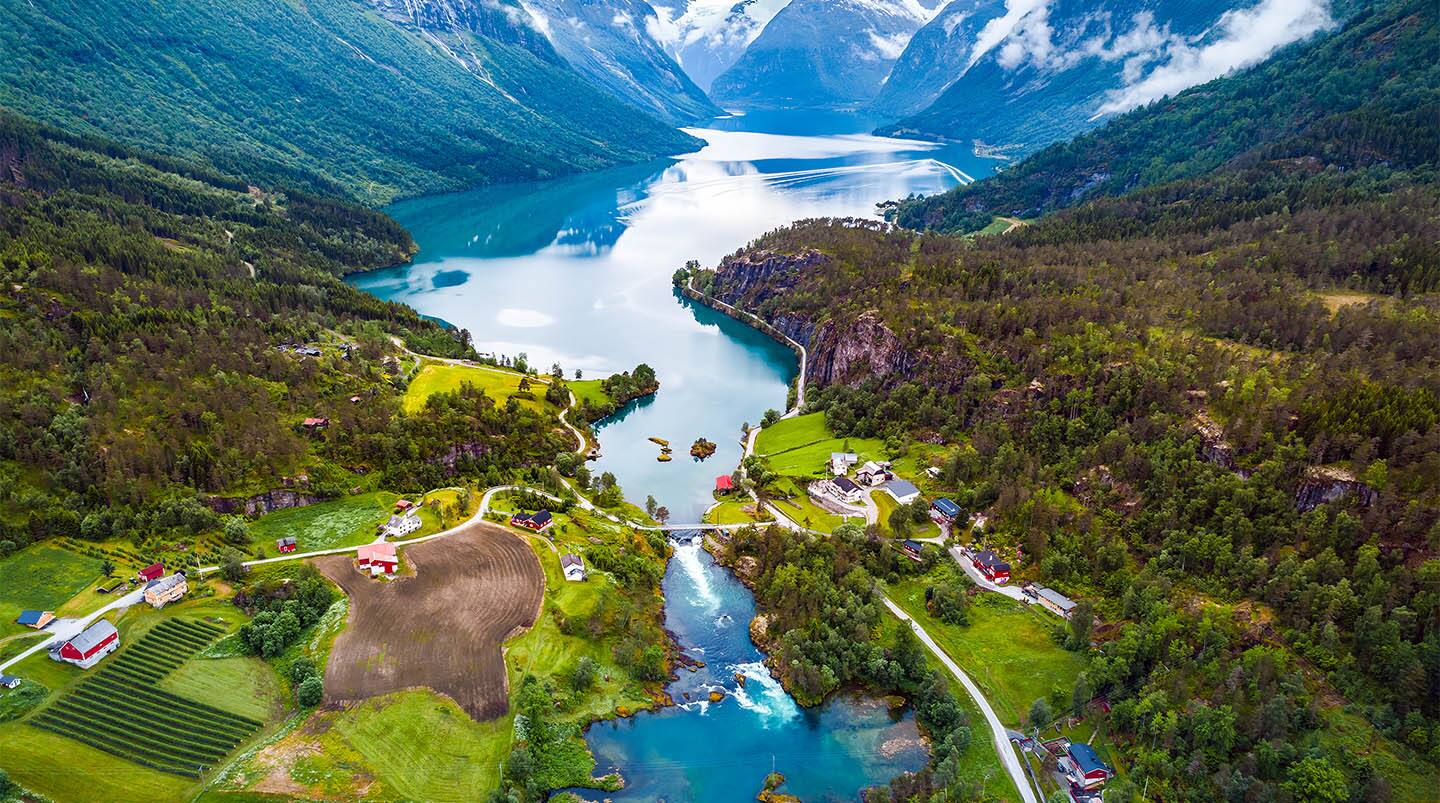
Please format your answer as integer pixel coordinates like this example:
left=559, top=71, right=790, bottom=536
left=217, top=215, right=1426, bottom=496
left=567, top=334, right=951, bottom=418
left=302, top=417, right=330, bottom=430
left=51, top=620, right=119, bottom=669
left=510, top=510, right=554, bottom=532
left=1063, top=743, right=1114, bottom=790
left=138, top=562, right=165, bottom=583
left=714, top=475, right=733, bottom=493
left=395, top=499, right=414, bottom=511
left=972, top=551, right=1011, bottom=584
left=356, top=542, right=399, bottom=576
left=276, top=537, right=297, bottom=554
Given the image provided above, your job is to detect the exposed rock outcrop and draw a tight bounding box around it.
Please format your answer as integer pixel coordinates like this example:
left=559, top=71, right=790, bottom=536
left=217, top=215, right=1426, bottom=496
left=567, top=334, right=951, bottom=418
left=1295, top=466, right=1378, bottom=512
left=806, top=311, right=918, bottom=387
left=206, top=489, right=321, bottom=517
left=1191, top=410, right=1236, bottom=469
left=711, top=248, right=828, bottom=315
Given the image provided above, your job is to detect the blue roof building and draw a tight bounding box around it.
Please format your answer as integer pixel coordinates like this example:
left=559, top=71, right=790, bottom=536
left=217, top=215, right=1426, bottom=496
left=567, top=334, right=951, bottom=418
left=932, top=498, right=962, bottom=519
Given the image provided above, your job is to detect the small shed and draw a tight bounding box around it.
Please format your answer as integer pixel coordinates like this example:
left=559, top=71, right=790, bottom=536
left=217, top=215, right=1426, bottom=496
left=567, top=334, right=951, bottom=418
left=16, top=610, right=54, bottom=629
left=395, top=499, right=414, bottom=511
left=302, top=416, right=330, bottom=430
left=714, top=475, right=733, bottom=493
left=277, top=536, right=298, bottom=554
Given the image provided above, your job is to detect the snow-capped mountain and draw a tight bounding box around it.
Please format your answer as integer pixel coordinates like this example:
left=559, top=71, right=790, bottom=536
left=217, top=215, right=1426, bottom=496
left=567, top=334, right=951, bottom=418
left=523, top=0, right=721, bottom=123
left=877, top=0, right=1335, bottom=157
left=709, top=0, right=946, bottom=109
left=649, top=0, right=793, bottom=92
left=871, top=0, right=1007, bottom=118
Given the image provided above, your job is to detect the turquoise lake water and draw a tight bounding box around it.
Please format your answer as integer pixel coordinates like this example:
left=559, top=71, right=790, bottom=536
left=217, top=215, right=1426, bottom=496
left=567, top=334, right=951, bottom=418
left=348, top=110, right=996, bottom=801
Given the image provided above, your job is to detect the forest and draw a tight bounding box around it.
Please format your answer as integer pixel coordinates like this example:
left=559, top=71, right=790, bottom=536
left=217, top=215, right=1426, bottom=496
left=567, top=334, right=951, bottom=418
left=0, top=112, right=568, bottom=561
left=691, top=1, right=1440, bottom=799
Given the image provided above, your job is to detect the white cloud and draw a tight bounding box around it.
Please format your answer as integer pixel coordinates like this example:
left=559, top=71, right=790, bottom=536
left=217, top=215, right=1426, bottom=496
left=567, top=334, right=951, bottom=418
left=1097, top=0, right=1334, bottom=115
left=968, top=0, right=1049, bottom=70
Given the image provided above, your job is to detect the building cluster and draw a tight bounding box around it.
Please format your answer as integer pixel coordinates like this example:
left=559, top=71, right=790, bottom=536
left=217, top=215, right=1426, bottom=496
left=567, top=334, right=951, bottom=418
left=813, top=457, right=921, bottom=508
left=1041, top=739, right=1115, bottom=801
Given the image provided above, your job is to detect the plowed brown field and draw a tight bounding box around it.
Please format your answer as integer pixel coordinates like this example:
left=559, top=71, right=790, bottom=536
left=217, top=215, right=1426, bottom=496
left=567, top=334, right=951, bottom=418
left=315, top=522, right=543, bottom=720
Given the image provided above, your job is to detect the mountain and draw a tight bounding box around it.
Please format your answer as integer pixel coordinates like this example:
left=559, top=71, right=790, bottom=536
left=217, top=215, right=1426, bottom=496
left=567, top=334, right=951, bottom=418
left=870, top=0, right=1007, bottom=119
left=889, top=0, right=1437, bottom=234
left=710, top=0, right=944, bottom=109
left=0, top=0, right=699, bottom=204
left=878, top=0, right=1335, bottom=159
left=650, top=0, right=793, bottom=92
left=522, top=0, right=722, bottom=124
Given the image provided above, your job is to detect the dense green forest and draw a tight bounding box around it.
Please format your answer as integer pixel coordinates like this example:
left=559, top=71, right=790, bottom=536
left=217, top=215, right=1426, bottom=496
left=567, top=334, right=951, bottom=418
left=695, top=2, right=1440, bottom=798
left=0, top=112, right=568, bottom=558
left=0, top=0, right=697, bottom=204
left=890, top=0, right=1438, bottom=234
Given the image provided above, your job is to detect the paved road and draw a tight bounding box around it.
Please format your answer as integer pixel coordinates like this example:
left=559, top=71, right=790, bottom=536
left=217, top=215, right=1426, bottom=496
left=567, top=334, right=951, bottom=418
left=881, top=595, right=1039, bottom=803
left=0, top=587, right=145, bottom=674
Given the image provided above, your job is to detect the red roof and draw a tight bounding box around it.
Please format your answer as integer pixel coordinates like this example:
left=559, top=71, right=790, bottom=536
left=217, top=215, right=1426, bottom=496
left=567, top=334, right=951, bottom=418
left=357, top=542, right=398, bottom=564
left=138, top=562, right=164, bottom=581
left=395, top=499, right=414, bottom=510
left=302, top=417, right=329, bottom=427
left=715, top=475, right=733, bottom=491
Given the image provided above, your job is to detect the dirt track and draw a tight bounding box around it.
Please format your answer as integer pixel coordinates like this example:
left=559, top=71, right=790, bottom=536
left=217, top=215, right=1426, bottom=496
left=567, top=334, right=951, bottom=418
left=315, top=522, right=543, bottom=721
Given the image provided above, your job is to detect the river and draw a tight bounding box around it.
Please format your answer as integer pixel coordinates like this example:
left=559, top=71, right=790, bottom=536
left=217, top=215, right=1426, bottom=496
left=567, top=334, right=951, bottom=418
left=349, top=110, right=996, bottom=800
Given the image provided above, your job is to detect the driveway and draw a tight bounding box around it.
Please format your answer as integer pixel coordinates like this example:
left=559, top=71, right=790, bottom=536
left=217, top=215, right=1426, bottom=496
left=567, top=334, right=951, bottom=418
left=949, top=546, right=1028, bottom=602
left=0, top=587, right=145, bottom=673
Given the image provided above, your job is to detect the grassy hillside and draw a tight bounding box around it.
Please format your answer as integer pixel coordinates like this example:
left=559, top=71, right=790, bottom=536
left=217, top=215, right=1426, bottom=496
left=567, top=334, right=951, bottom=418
left=0, top=0, right=698, bottom=204
left=891, top=0, right=1438, bottom=233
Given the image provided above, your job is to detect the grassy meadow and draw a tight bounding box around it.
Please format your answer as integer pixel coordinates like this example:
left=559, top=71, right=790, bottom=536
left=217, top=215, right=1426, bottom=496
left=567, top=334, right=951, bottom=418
left=404, top=362, right=549, bottom=414
left=248, top=491, right=403, bottom=556
left=0, top=544, right=102, bottom=639
left=753, top=413, right=886, bottom=478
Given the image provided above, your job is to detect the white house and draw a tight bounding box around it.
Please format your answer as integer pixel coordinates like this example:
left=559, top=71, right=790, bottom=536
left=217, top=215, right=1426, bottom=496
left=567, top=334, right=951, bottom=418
left=883, top=479, right=921, bottom=504
left=561, top=554, right=587, bottom=582
left=829, top=452, right=858, bottom=476
left=854, top=461, right=891, bottom=487
left=384, top=511, right=421, bottom=538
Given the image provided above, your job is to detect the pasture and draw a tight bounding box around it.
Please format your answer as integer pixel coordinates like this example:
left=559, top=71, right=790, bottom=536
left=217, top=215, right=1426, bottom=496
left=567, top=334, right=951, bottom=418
left=753, top=413, right=886, bottom=478
left=886, top=572, right=1087, bottom=725
left=248, top=491, right=399, bottom=556
left=403, top=362, right=548, bottom=414
left=0, top=545, right=102, bottom=638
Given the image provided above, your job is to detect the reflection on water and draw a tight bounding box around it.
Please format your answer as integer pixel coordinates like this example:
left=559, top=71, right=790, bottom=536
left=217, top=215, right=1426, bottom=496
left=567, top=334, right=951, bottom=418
left=349, top=111, right=996, bottom=801
left=351, top=111, right=991, bottom=521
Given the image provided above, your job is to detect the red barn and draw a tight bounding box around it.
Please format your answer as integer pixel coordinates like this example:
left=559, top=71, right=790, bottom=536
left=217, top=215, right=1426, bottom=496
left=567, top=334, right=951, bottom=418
left=395, top=499, right=414, bottom=511
left=276, top=537, right=297, bottom=554
left=510, top=510, right=554, bottom=532
left=356, top=542, right=399, bottom=576
left=972, top=551, right=1011, bottom=584
left=52, top=620, right=119, bottom=669
left=138, top=562, right=165, bottom=582
left=714, top=475, right=733, bottom=493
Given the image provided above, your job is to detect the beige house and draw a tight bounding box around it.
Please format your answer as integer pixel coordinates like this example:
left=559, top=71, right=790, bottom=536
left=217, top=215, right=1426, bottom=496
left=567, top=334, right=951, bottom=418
left=143, top=573, right=188, bottom=608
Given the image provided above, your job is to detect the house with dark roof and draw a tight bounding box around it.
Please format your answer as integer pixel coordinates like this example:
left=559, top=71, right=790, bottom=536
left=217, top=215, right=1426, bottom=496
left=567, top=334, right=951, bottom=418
left=900, top=540, right=924, bottom=562
left=931, top=498, right=962, bottom=522
left=15, top=610, right=54, bottom=629
left=972, top=550, right=1011, bottom=584
left=1063, top=743, right=1114, bottom=790
left=511, top=510, right=554, bottom=532
left=50, top=620, right=119, bottom=669
left=0, top=674, right=20, bottom=689
left=829, top=476, right=864, bottom=503
left=561, top=554, right=587, bottom=582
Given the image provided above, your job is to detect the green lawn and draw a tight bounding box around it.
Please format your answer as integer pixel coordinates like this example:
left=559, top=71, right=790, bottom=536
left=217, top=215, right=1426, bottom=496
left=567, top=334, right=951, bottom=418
left=162, top=655, right=285, bottom=721
left=771, top=495, right=848, bottom=532
left=872, top=490, right=940, bottom=539
left=568, top=379, right=612, bottom=409
left=248, top=491, right=400, bottom=556
left=753, top=413, right=886, bottom=478
left=0, top=544, right=102, bottom=638
left=404, top=362, right=548, bottom=414
left=706, top=499, right=766, bottom=526
left=887, top=572, right=1087, bottom=726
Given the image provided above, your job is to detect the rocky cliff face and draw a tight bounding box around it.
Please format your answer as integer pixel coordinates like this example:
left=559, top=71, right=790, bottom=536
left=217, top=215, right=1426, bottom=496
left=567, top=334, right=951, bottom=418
left=805, top=311, right=918, bottom=387
left=711, top=247, right=827, bottom=313
left=366, top=0, right=562, bottom=61
left=1295, top=466, right=1378, bottom=512
left=206, top=489, right=321, bottom=517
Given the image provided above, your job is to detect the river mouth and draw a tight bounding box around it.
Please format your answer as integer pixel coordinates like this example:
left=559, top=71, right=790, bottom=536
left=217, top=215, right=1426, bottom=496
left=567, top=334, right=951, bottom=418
left=347, top=110, right=996, bottom=800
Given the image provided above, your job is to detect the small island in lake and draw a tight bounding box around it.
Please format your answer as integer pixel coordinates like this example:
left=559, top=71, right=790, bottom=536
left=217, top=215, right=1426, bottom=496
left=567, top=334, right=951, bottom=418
left=690, top=438, right=717, bottom=459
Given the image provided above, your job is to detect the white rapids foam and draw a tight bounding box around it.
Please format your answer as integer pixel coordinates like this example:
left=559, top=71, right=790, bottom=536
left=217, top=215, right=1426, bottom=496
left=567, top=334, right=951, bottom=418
left=729, top=661, right=799, bottom=726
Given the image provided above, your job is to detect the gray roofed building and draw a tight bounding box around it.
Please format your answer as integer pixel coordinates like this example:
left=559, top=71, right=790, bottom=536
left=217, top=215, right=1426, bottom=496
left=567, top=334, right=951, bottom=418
left=883, top=479, right=921, bottom=503
left=1037, top=587, right=1078, bottom=618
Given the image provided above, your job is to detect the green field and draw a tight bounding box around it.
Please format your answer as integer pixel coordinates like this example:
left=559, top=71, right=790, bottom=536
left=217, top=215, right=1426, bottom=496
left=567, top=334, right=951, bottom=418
left=706, top=499, right=766, bottom=526
left=887, top=573, right=1087, bottom=726
left=0, top=544, right=102, bottom=638
left=404, top=362, right=548, bottom=414
left=249, top=491, right=400, bottom=555
left=872, top=490, right=940, bottom=539
left=770, top=495, right=848, bottom=532
left=753, top=413, right=886, bottom=478
left=162, top=655, right=284, bottom=722
left=568, top=379, right=613, bottom=409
